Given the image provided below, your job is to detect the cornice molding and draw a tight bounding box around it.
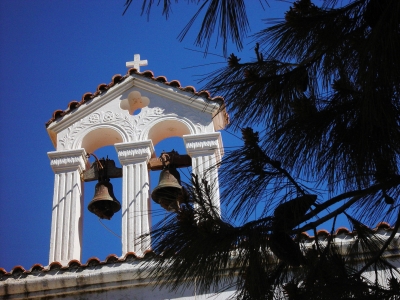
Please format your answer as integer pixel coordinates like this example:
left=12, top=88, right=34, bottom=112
left=183, top=132, right=224, bottom=163
left=115, top=140, right=155, bottom=165
left=48, top=148, right=87, bottom=173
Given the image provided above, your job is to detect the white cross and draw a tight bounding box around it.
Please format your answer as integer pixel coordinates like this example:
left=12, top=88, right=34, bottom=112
left=126, top=54, right=148, bottom=72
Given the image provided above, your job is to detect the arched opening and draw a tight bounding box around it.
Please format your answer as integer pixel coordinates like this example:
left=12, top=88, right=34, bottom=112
left=77, top=124, right=195, bottom=260
left=81, top=127, right=124, bottom=154
left=148, top=119, right=191, bottom=146
left=82, top=145, right=122, bottom=262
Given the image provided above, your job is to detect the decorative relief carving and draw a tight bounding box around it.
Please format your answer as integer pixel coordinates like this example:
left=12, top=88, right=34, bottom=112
left=88, top=112, right=101, bottom=124
left=50, top=156, right=82, bottom=166
left=186, top=140, right=219, bottom=149
left=59, top=120, right=87, bottom=149
left=59, top=108, right=165, bottom=149
left=117, top=147, right=150, bottom=158
left=124, top=107, right=165, bottom=141
left=103, top=111, right=115, bottom=122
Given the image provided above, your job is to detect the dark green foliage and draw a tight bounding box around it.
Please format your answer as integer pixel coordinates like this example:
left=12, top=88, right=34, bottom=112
left=126, top=1, right=400, bottom=299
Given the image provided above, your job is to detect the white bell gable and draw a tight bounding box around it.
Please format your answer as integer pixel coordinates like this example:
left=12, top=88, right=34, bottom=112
left=45, top=58, right=227, bottom=265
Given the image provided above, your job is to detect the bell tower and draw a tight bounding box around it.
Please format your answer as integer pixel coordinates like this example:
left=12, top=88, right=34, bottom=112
left=45, top=55, right=227, bottom=265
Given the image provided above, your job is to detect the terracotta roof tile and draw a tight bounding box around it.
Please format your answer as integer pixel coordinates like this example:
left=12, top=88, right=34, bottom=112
left=122, top=252, right=139, bottom=261
left=111, top=74, right=123, bottom=85
left=182, top=86, right=196, bottom=93
left=105, top=254, right=119, bottom=263
left=154, top=76, right=167, bottom=83
left=81, top=92, right=94, bottom=102
left=29, top=264, right=45, bottom=272
left=197, top=90, right=211, bottom=98
left=67, top=260, right=82, bottom=269
left=316, top=229, right=330, bottom=236
left=142, top=70, right=155, bottom=78
left=45, top=68, right=227, bottom=128
left=298, top=232, right=310, bottom=239
left=143, top=249, right=157, bottom=259
left=10, top=266, right=26, bottom=275
left=97, top=83, right=108, bottom=92
left=52, top=109, right=65, bottom=120
left=376, top=222, right=391, bottom=230
left=86, top=257, right=101, bottom=267
left=0, top=268, right=7, bottom=275
left=168, top=80, right=181, bottom=87
left=49, top=261, right=63, bottom=270
left=335, top=227, right=351, bottom=235
left=67, top=100, right=80, bottom=111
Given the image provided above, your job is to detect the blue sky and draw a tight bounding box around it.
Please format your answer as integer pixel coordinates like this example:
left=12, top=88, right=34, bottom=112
left=0, top=1, right=298, bottom=272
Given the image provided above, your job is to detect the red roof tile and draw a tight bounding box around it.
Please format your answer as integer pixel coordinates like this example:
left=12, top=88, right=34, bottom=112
left=335, top=227, right=351, bottom=235
left=376, top=222, right=391, bottom=230
left=10, top=266, right=26, bottom=275
left=49, top=261, right=63, bottom=270
left=316, top=229, right=330, bottom=236
left=85, top=257, right=101, bottom=267
left=105, top=254, right=119, bottom=263
left=29, top=264, right=45, bottom=272
left=67, top=260, right=82, bottom=268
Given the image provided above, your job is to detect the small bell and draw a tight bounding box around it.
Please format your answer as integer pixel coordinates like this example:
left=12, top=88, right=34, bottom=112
left=152, top=167, right=183, bottom=212
left=88, top=180, right=121, bottom=219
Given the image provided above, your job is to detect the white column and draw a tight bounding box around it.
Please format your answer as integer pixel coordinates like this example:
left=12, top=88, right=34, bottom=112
left=183, top=132, right=224, bottom=216
left=48, top=148, right=87, bottom=265
left=115, top=140, right=154, bottom=256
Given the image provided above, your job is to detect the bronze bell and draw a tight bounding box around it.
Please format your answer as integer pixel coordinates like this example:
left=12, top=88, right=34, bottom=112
left=152, top=167, right=183, bottom=212
left=88, top=180, right=121, bottom=220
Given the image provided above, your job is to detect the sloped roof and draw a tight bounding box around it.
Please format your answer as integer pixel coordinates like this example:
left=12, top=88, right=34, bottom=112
left=0, top=252, right=155, bottom=278
left=1, top=222, right=397, bottom=277
left=45, top=68, right=228, bottom=128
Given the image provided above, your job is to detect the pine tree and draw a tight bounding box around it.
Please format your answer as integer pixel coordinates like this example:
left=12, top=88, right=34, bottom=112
left=125, top=1, right=400, bottom=299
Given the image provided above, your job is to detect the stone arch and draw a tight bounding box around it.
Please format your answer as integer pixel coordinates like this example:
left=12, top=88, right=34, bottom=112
left=142, top=117, right=195, bottom=146
left=74, top=125, right=127, bottom=154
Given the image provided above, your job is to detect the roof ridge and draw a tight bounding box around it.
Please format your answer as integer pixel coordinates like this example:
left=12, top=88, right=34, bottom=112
left=45, top=68, right=226, bottom=128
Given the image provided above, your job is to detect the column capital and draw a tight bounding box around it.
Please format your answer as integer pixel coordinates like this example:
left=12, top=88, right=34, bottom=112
left=115, top=140, right=155, bottom=165
left=183, top=132, right=223, bottom=161
left=48, top=148, right=87, bottom=173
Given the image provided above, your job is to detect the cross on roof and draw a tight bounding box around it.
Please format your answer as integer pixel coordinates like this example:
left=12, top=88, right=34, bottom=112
left=126, top=54, right=148, bottom=72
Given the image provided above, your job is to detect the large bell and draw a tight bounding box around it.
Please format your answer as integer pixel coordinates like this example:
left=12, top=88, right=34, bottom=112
left=88, top=180, right=121, bottom=220
left=152, top=167, right=183, bottom=212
